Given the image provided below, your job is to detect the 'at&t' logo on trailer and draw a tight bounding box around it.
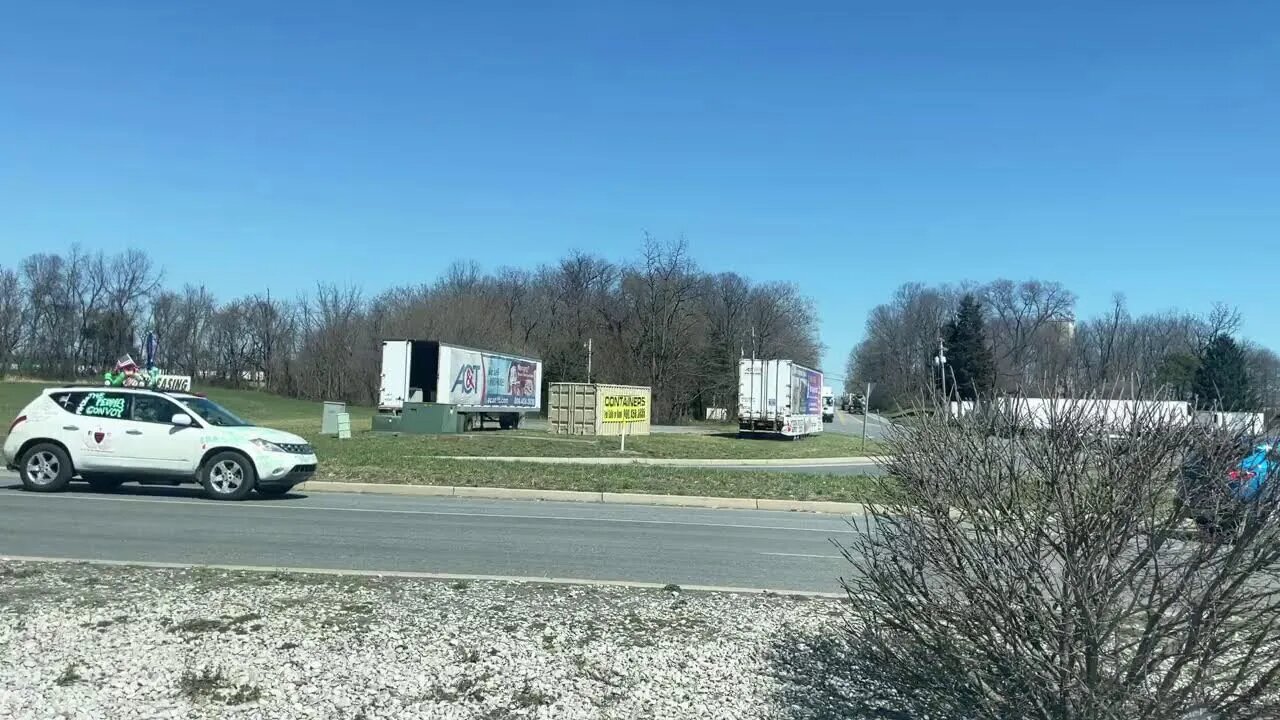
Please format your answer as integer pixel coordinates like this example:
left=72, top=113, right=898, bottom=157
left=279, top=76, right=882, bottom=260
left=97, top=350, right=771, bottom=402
left=452, top=364, right=482, bottom=396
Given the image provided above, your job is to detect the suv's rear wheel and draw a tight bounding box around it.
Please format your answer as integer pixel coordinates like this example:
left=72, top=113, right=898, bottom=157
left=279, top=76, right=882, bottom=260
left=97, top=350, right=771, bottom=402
left=200, top=451, right=256, bottom=501
left=19, top=444, right=73, bottom=493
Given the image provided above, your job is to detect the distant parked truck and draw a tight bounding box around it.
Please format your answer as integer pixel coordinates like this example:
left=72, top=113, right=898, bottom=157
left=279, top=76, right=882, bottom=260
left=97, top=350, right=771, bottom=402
left=821, top=386, right=835, bottom=423
left=850, top=393, right=867, bottom=414
left=378, top=340, right=542, bottom=430
left=738, top=359, right=825, bottom=438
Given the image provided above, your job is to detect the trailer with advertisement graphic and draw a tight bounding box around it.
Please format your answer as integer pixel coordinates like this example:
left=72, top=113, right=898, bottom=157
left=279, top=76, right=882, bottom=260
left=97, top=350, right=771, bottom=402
left=737, top=359, right=824, bottom=438
left=378, top=340, right=542, bottom=430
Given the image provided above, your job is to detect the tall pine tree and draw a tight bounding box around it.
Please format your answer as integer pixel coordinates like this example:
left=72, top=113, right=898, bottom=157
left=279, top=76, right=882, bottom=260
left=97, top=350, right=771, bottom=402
left=1154, top=351, right=1200, bottom=400
left=1193, top=334, right=1256, bottom=411
left=941, top=294, right=996, bottom=400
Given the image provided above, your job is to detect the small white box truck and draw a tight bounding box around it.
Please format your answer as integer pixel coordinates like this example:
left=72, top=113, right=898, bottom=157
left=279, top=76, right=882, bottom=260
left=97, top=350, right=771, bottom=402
left=738, top=359, right=825, bottom=438
left=379, top=340, right=543, bottom=430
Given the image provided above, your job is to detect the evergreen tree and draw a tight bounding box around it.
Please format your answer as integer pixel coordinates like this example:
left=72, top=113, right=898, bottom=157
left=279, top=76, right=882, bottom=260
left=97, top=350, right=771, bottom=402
left=940, top=294, right=996, bottom=400
left=1193, top=334, right=1256, bottom=411
left=1154, top=352, right=1200, bottom=400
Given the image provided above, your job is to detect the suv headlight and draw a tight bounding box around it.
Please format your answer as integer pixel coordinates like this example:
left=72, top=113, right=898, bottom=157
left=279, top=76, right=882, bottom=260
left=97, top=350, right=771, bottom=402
left=250, top=438, right=287, bottom=453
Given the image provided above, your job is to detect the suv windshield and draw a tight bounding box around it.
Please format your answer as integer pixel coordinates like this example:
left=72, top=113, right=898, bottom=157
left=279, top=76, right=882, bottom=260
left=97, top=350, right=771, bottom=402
left=179, top=397, right=252, bottom=427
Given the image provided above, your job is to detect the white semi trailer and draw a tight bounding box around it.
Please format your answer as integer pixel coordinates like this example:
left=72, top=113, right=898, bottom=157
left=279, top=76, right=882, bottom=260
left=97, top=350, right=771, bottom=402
left=378, top=340, right=542, bottom=430
left=737, top=359, right=825, bottom=438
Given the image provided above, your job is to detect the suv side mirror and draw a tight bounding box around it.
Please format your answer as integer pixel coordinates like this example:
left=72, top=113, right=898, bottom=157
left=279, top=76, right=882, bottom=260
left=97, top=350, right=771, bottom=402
left=171, top=413, right=193, bottom=427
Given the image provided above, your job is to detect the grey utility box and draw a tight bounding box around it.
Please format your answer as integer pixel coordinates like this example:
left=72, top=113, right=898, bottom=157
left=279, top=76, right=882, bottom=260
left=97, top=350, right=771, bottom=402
left=321, top=401, right=347, bottom=435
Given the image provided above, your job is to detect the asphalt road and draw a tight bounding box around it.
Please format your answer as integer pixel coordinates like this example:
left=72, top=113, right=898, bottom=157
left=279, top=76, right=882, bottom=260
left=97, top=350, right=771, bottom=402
left=521, top=418, right=726, bottom=435
left=825, top=411, right=896, bottom=441
left=530, top=412, right=896, bottom=440
left=0, top=476, right=860, bottom=594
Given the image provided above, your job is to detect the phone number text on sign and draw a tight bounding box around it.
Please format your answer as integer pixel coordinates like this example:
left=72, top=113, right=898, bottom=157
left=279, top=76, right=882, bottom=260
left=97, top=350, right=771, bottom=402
left=602, top=394, right=648, bottom=423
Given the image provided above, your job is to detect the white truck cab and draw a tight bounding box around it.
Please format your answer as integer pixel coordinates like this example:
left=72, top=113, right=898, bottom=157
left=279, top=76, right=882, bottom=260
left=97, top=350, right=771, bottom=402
left=821, top=386, right=835, bottom=423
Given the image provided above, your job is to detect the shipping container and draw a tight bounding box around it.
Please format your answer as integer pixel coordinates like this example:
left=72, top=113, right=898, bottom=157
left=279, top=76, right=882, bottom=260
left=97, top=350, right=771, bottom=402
left=378, top=339, right=543, bottom=430
left=737, top=359, right=824, bottom=437
left=548, top=383, right=651, bottom=436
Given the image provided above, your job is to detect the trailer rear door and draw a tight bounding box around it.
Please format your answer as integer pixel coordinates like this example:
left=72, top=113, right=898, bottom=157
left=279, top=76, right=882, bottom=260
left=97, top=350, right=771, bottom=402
left=379, top=340, right=412, bottom=410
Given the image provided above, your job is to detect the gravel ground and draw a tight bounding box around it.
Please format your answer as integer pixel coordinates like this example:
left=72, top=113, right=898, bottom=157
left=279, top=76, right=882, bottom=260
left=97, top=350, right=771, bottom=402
left=0, top=561, right=855, bottom=719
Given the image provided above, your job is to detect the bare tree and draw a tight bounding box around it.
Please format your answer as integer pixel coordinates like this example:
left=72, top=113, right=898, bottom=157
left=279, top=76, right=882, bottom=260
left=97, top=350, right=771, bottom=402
left=835, top=397, right=1280, bottom=719
left=847, top=282, right=956, bottom=411
left=626, top=235, right=702, bottom=420
left=1244, top=344, right=1280, bottom=421
left=0, top=267, right=22, bottom=377
left=1195, top=304, right=1243, bottom=355
left=697, top=272, right=752, bottom=411
left=982, top=278, right=1077, bottom=390
left=170, top=284, right=217, bottom=378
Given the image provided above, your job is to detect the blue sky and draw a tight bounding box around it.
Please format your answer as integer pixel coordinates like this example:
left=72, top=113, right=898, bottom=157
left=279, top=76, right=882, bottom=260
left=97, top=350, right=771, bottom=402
left=3, top=1, right=1277, bottom=376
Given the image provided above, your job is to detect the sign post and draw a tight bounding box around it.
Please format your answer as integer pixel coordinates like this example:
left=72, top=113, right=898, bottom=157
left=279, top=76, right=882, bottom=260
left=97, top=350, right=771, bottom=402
left=861, top=382, right=874, bottom=452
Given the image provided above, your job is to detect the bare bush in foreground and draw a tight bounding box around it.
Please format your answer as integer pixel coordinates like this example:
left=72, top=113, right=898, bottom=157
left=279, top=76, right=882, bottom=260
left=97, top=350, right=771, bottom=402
left=839, top=397, right=1280, bottom=720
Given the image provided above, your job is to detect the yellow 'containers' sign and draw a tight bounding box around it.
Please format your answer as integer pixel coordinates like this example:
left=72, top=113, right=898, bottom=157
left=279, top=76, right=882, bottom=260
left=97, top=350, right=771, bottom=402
left=602, top=393, right=648, bottom=423
left=548, top=383, right=651, bottom=436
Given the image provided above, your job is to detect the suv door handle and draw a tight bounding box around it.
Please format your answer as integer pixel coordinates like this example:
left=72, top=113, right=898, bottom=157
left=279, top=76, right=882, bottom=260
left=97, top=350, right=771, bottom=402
left=63, top=425, right=79, bottom=431
left=126, top=430, right=144, bottom=436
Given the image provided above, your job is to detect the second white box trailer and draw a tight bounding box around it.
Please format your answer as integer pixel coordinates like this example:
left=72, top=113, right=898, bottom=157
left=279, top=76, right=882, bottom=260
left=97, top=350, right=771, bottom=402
left=379, top=340, right=542, bottom=430
left=738, top=359, right=825, bottom=438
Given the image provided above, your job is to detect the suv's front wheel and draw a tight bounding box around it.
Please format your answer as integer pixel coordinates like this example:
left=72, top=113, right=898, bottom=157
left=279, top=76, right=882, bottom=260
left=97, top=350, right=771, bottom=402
left=18, top=443, right=73, bottom=493
left=200, top=451, right=256, bottom=501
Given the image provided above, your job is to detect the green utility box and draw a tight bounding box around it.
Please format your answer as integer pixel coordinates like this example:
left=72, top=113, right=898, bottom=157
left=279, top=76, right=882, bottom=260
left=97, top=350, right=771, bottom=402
left=397, top=402, right=462, bottom=435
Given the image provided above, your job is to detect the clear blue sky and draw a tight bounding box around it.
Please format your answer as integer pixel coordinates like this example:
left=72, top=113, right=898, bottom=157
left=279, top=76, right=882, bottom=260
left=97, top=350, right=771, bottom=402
left=3, top=1, right=1277, bottom=376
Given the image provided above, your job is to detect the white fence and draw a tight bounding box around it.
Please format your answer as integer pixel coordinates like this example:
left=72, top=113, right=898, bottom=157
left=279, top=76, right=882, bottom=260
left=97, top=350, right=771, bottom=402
left=1194, top=411, right=1267, bottom=436
left=992, top=398, right=1194, bottom=433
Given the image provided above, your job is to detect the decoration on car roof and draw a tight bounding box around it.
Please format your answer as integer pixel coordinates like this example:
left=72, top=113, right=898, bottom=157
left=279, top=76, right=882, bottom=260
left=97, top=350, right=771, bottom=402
left=102, top=352, right=192, bottom=391
left=104, top=355, right=150, bottom=387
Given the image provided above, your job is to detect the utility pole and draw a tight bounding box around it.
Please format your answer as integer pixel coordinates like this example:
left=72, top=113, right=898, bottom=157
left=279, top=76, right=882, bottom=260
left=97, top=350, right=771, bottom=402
left=586, top=338, right=593, bottom=384
left=934, top=338, right=948, bottom=412
left=861, top=382, right=874, bottom=451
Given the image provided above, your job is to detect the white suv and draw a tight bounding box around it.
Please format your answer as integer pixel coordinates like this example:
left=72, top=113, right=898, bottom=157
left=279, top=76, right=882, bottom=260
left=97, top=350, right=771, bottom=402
left=3, top=387, right=319, bottom=500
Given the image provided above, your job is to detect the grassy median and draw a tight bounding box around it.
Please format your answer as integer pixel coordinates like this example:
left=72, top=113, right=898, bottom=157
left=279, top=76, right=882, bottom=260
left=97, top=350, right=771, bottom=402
left=315, top=460, right=887, bottom=503
left=1, top=381, right=890, bottom=502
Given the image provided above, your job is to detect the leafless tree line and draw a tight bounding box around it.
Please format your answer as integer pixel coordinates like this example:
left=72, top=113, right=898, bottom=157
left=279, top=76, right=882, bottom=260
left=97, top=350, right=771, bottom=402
left=0, top=238, right=821, bottom=421
left=846, top=279, right=1280, bottom=415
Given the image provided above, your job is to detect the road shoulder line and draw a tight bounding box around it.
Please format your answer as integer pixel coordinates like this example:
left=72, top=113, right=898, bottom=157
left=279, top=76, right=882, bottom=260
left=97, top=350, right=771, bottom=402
left=0, top=554, right=845, bottom=598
